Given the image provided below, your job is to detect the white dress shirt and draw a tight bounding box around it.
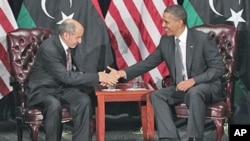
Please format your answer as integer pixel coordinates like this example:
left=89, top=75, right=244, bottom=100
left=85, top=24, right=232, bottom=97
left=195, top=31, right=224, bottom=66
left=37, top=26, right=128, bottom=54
left=175, top=27, right=188, bottom=80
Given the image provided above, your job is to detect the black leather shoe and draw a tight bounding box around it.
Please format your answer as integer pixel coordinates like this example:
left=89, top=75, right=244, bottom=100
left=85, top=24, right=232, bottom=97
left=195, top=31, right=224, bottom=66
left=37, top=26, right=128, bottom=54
left=170, top=139, right=180, bottom=141
left=189, top=137, right=203, bottom=141
left=160, top=138, right=179, bottom=141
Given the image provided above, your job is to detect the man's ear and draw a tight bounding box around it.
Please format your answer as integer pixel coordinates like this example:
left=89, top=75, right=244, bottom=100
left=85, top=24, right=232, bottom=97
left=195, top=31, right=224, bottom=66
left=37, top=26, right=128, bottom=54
left=62, top=32, right=70, bottom=40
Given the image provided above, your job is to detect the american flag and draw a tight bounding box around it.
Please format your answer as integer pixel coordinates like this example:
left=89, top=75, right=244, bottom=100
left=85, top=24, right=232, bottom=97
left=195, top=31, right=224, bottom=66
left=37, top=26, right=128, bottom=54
left=105, top=0, right=177, bottom=89
left=0, top=0, right=17, bottom=99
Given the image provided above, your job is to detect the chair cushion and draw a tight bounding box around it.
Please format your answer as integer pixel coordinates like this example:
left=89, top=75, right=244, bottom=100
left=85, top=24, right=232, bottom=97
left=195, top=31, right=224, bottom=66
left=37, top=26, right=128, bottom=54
left=24, top=107, right=43, bottom=121
left=175, top=101, right=227, bottom=118
left=24, top=106, right=72, bottom=122
left=61, top=107, right=72, bottom=122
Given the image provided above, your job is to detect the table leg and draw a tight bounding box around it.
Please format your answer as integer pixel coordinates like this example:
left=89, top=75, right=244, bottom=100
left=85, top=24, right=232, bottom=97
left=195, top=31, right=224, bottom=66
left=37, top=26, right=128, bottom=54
left=147, top=93, right=154, bottom=141
left=141, top=105, right=147, bottom=141
left=95, top=107, right=99, bottom=141
left=97, top=96, right=105, bottom=141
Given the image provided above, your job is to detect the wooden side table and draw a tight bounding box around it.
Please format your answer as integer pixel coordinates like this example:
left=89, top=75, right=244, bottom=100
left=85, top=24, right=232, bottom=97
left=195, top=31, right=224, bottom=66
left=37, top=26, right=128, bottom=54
left=95, top=83, right=154, bottom=141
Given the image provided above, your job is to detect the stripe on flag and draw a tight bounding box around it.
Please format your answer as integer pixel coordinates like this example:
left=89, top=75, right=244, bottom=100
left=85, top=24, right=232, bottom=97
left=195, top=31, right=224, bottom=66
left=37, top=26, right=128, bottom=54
left=0, top=0, right=18, bottom=99
left=105, top=0, right=176, bottom=89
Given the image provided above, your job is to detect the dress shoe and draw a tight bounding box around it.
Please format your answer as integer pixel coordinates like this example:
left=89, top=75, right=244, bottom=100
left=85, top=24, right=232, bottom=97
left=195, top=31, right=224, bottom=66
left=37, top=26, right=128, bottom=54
left=159, top=139, right=168, bottom=141
left=188, top=137, right=203, bottom=141
left=159, top=138, right=179, bottom=141
left=159, top=131, right=180, bottom=141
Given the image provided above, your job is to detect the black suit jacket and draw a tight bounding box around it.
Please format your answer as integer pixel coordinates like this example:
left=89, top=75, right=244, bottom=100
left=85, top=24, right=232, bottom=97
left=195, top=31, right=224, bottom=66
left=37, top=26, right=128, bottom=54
left=124, top=28, right=225, bottom=101
left=26, top=35, right=99, bottom=106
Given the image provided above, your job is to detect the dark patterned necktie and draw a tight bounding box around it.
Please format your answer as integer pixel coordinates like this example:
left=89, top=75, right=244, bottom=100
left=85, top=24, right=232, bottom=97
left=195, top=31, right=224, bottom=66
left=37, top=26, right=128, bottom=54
left=66, top=48, right=72, bottom=71
left=175, top=38, right=184, bottom=84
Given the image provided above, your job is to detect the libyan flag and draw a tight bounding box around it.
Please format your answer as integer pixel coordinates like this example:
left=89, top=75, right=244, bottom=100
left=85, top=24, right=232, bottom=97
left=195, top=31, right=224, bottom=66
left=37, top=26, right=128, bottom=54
left=14, top=0, right=114, bottom=72
left=183, top=0, right=250, bottom=105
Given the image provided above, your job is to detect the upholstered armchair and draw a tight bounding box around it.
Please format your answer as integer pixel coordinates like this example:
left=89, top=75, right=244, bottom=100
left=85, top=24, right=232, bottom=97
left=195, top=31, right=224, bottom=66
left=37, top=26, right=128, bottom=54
left=6, top=27, right=72, bottom=141
left=162, top=24, right=238, bottom=141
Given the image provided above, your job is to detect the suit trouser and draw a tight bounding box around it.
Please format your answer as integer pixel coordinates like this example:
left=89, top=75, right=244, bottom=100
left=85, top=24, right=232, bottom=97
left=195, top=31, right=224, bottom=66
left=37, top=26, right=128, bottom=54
left=40, top=88, right=92, bottom=141
left=150, top=84, right=213, bottom=139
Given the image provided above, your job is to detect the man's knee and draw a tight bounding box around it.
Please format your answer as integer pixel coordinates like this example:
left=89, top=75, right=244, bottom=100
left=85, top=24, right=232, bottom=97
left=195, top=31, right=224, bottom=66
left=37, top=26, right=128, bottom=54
left=80, top=94, right=91, bottom=107
left=187, top=88, right=205, bottom=99
left=185, top=87, right=205, bottom=106
left=73, top=94, right=92, bottom=114
left=149, top=91, right=158, bottom=103
left=44, top=97, right=62, bottom=112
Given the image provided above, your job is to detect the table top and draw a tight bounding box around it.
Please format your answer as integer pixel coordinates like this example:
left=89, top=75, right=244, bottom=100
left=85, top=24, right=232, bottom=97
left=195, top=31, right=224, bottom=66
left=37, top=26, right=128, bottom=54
left=96, top=82, right=150, bottom=91
left=95, top=82, right=153, bottom=94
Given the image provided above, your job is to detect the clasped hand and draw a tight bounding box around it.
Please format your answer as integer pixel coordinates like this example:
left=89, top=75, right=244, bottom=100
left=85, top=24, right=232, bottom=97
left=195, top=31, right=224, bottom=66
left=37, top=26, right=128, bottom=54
left=98, top=71, right=117, bottom=87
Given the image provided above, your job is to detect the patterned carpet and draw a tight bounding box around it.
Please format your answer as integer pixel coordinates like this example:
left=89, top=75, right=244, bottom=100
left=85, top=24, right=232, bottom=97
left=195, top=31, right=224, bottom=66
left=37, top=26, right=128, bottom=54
left=0, top=114, right=231, bottom=141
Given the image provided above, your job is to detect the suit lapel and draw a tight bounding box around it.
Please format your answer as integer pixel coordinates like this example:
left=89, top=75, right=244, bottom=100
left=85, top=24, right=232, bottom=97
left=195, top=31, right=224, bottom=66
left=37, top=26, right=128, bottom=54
left=186, top=30, right=195, bottom=77
left=168, top=36, right=176, bottom=80
left=54, top=36, right=67, bottom=65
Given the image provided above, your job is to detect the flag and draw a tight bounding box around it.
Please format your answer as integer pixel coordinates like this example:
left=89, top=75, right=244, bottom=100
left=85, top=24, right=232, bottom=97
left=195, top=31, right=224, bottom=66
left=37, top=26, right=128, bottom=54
left=105, top=0, right=177, bottom=89
left=0, top=0, right=17, bottom=99
left=183, top=0, right=250, bottom=88
left=16, top=0, right=113, bottom=72
left=183, top=0, right=250, bottom=105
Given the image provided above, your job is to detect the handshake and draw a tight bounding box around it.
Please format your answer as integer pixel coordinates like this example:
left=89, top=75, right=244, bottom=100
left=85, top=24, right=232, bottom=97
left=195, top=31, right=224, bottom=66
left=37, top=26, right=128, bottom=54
left=98, top=66, right=126, bottom=87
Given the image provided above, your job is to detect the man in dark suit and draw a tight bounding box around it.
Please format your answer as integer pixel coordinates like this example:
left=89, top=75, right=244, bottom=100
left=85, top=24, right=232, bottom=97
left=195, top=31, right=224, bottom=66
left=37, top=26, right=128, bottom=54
left=108, top=5, right=225, bottom=141
left=25, top=19, right=118, bottom=141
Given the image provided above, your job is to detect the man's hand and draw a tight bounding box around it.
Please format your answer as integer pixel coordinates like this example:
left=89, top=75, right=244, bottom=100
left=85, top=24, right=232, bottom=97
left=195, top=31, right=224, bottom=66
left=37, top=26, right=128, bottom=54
left=107, top=66, right=126, bottom=79
left=176, top=78, right=195, bottom=92
left=98, top=71, right=118, bottom=87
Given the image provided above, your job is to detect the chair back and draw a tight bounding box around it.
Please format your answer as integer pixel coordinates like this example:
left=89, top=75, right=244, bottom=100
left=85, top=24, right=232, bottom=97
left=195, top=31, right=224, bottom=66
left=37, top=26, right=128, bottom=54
left=192, top=24, right=238, bottom=118
left=7, top=27, right=53, bottom=107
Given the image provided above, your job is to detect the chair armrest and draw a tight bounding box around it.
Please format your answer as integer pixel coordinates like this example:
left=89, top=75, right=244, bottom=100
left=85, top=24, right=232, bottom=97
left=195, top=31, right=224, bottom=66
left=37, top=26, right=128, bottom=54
left=9, top=76, right=21, bottom=89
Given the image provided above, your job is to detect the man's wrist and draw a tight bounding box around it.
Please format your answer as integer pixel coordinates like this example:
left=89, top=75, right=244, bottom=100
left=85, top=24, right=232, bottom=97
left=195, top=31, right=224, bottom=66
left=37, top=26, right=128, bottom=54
left=118, top=70, right=126, bottom=78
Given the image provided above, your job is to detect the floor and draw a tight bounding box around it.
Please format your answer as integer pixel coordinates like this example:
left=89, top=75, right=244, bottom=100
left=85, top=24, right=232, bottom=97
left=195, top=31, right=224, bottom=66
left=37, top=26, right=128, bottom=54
left=0, top=113, right=232, bottom=141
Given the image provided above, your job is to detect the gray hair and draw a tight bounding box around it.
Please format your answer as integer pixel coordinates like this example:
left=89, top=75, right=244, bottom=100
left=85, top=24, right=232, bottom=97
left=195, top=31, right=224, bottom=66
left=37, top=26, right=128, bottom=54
left=58, top=19, right=76, bottom=35
left=164, top=5, right=187, bottom=25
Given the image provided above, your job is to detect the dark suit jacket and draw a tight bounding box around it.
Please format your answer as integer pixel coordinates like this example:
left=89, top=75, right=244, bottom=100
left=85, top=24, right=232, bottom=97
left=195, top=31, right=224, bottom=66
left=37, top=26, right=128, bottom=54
left=124, top=28, right=225, bottom=101
left=25, top=35, right=99, bottom=106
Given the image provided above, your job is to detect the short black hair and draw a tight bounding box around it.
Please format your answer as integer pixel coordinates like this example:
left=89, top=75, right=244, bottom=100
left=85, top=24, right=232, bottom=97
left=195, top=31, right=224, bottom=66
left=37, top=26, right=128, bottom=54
left=164, top=5, right=187, bottom=25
